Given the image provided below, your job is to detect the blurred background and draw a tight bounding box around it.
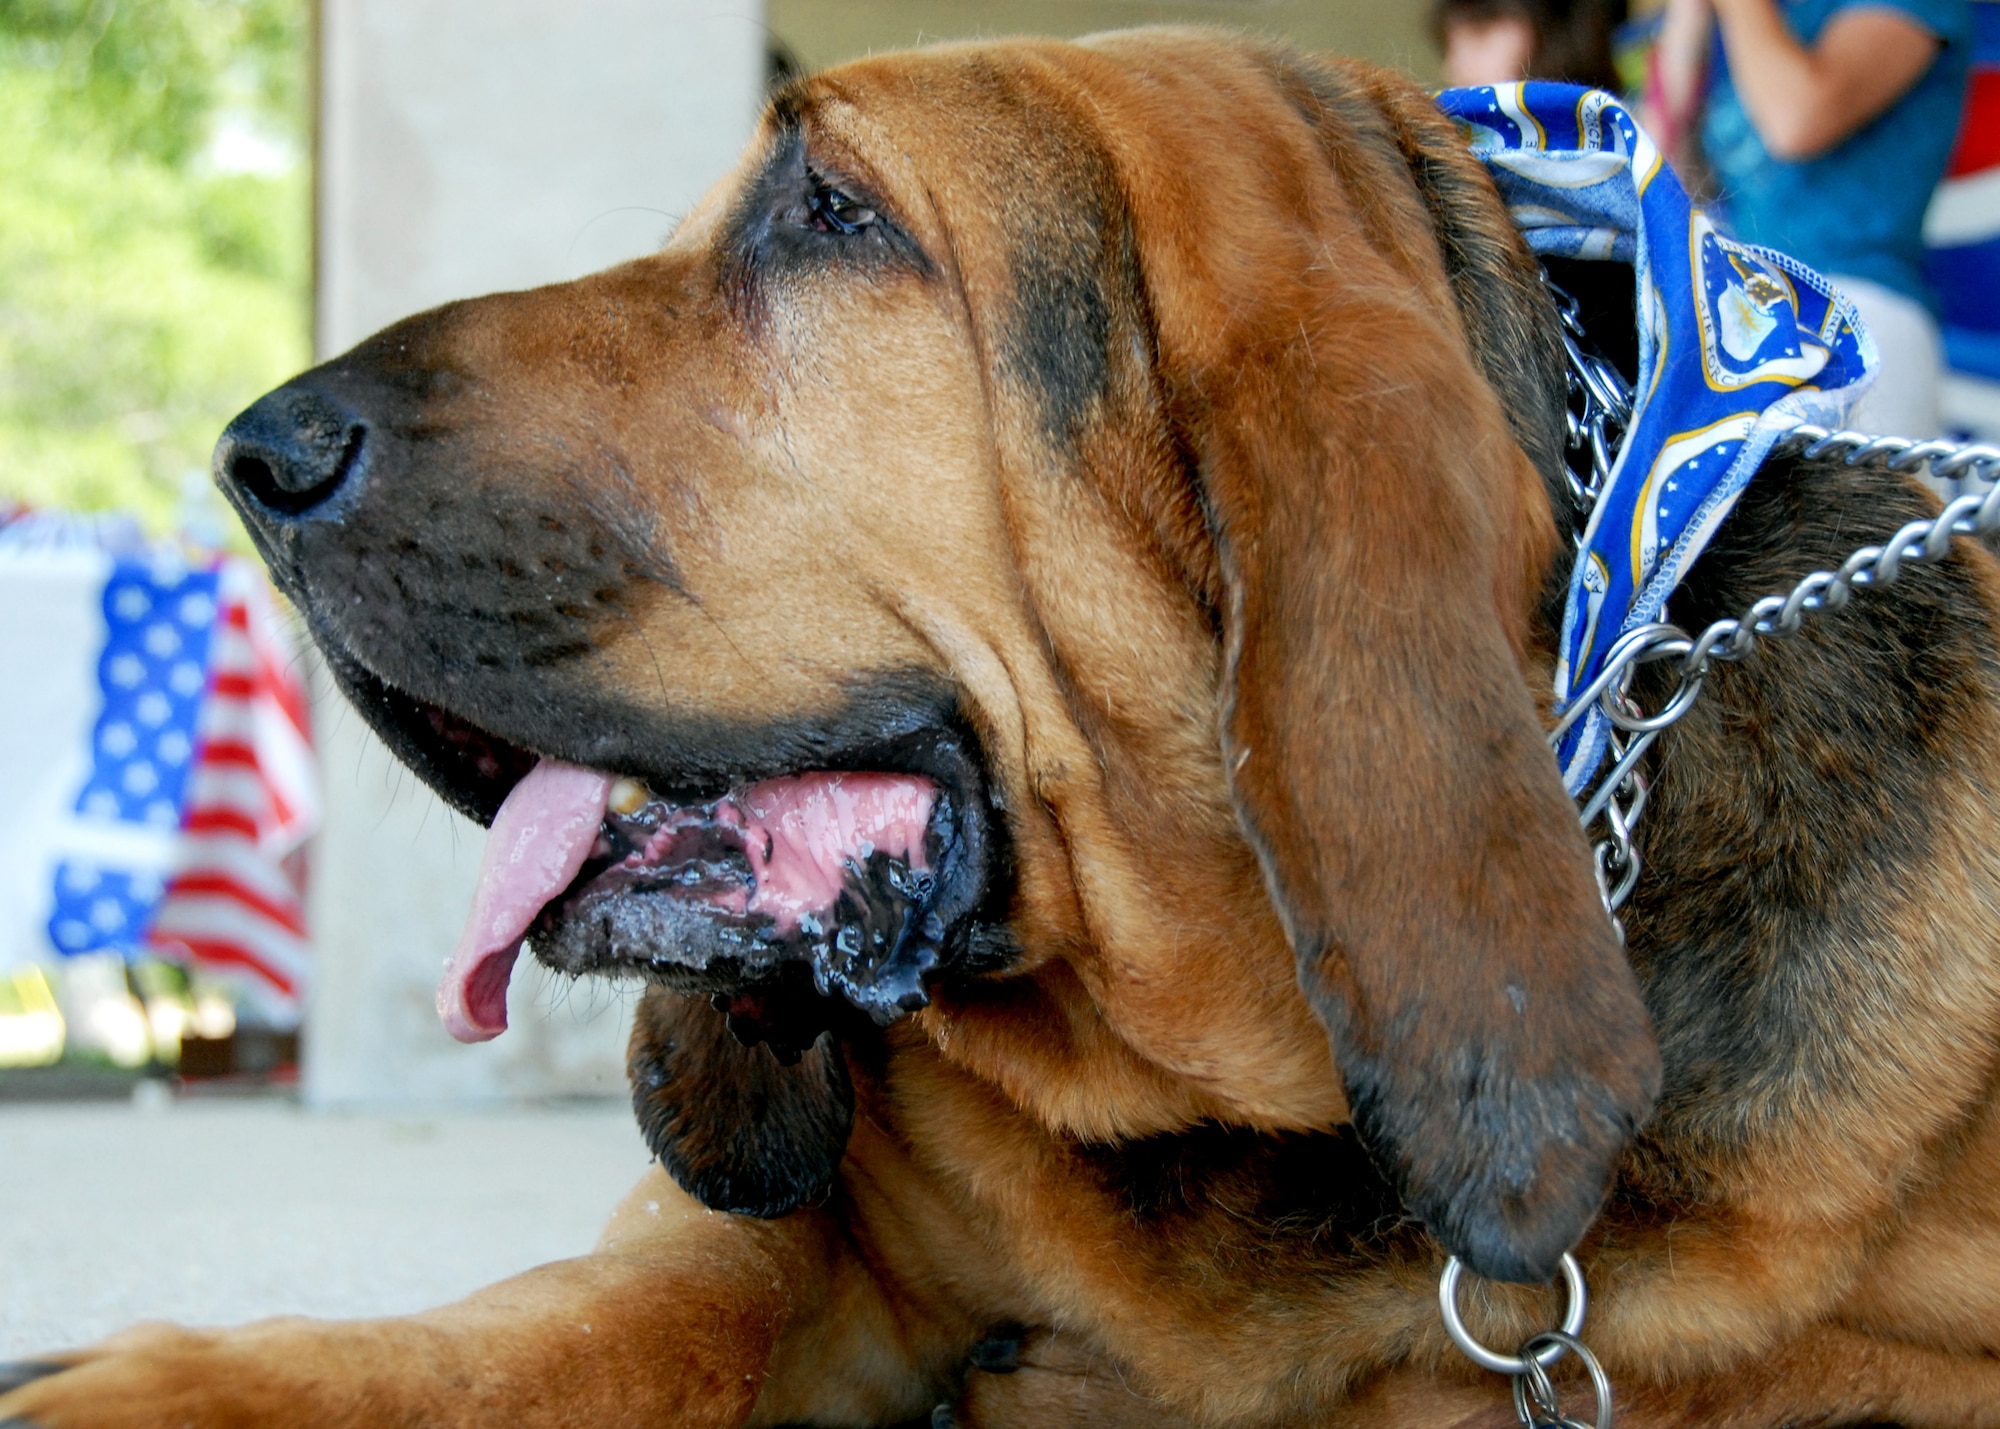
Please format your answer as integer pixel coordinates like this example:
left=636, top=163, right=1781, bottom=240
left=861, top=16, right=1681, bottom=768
left=0, top=0, right=1994, bottom=1355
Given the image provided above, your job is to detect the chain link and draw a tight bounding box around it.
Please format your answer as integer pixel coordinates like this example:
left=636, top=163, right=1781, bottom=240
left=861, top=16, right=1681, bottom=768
left=1556, top=421, right=2000, bottom=923
left=1548, top=281, right=1633, bottom=534
left=1546, top=282, right=1648, bottom=929
left=1511, top=1333, right=1614, bottom=1429
left=1545, top=277, right=2000, bottom=926
left=1454, top=280, right=2000, bottom=1429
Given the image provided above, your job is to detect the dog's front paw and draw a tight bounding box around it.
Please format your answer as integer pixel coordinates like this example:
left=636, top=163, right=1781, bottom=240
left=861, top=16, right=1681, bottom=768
left=0, top=1321, right=392, bottom=1429
left=0, top=1324, right=271, bottom=1429
left=1, top=1359, right=71, bottom=1399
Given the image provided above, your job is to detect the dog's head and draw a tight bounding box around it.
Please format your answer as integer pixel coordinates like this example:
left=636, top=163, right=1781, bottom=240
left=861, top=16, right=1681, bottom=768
left=215, top=31, right=1659, bottom=1283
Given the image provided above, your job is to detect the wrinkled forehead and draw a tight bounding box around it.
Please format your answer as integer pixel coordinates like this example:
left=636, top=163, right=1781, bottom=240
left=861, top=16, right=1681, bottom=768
left=763, top=43, right=1114, bottom=230
left=778, top=44, right=1073, bottom=140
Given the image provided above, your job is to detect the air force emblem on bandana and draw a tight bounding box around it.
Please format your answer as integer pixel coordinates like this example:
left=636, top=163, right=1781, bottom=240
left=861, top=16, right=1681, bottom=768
left=1431, top=83, right=1877, bottom=793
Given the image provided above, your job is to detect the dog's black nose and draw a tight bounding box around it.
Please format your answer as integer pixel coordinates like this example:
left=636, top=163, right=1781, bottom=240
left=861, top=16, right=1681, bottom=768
left=214, top=385, right=367, bottom=520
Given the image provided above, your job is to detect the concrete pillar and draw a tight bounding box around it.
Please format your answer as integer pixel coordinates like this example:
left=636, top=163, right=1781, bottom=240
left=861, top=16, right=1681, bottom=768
left=306, top=0, right=764, bottom=1105
left=317, top=0, right=767, bottom=355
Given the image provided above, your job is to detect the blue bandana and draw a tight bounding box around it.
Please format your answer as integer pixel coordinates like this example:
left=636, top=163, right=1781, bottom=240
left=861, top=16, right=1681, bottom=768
left=1432, top=83, right=1877, bottom=792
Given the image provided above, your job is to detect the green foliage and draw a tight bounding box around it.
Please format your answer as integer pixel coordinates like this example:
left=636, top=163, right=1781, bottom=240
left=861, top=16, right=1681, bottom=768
left=0, top=0, right=305, bottom=166
left=0, top=0, right=310, bottom=533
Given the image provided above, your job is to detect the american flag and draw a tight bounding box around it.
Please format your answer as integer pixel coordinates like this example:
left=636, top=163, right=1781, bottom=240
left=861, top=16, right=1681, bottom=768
left=0, top=514, right=317, bottom=1027
left=1930, top=0, right=2000, bottom=438
left=145, top=561, right=317, bottom=1022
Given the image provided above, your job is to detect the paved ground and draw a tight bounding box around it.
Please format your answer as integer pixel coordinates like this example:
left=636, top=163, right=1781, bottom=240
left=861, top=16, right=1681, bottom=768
left=0, top=1096, right=652, bottom=1358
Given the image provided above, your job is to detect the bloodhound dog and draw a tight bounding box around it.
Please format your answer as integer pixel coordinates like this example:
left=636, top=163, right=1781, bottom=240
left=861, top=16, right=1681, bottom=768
left=10, top=27, right=2000, bottom=1429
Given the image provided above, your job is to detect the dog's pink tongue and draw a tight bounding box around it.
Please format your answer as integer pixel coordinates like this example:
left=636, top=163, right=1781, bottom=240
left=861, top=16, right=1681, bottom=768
left=438, top=760, right=611, bottom=1043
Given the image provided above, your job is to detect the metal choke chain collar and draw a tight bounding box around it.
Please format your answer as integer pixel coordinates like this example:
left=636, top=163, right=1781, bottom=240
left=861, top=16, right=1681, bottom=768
left=1549, top=285, right=2000, bottom=934
left=1436, top=274, right=2000, bottom=1428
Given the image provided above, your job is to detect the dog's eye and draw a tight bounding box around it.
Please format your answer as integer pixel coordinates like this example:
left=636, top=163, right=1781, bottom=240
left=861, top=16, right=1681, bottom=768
left=807, top=176, right=875, bottom=236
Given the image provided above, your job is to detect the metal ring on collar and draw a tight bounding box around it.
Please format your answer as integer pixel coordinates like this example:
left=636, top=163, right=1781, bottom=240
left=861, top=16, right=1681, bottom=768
left=1437, top=1253, right=1587, bottom=1375
left=1510, top=1331, right=1614, bottom=1429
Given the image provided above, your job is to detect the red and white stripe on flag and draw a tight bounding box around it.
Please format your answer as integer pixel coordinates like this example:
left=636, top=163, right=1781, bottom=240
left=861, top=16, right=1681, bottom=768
left=147, top=561, right=319, bottom=1026
left=1928, top=0, right=2000, bottom=435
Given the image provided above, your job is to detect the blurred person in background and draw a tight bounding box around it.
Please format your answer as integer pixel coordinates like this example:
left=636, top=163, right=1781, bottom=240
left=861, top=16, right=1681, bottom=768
left=1651, top=0, right=1972, bottom=437
left=1432, top=0, right=1631, bottom=90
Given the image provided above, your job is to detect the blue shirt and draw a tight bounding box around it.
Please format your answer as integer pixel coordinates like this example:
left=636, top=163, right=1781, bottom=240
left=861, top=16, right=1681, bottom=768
left=1702, top=0, right=1972, bottom=308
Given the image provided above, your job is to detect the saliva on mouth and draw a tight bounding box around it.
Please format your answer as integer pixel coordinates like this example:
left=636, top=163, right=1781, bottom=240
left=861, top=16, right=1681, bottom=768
left=527, top=776, right=948, bottom=1060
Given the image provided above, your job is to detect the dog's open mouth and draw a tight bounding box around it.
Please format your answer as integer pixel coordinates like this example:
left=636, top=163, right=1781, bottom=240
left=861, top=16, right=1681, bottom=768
left=445, top=759, right=957, bottom=1045
left=307, top=632, right=999, bottom=1053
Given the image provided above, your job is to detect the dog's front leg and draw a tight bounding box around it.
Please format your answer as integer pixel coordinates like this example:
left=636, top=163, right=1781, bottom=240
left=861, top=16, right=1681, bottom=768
left=0, top=1165, right=832, bottom=1429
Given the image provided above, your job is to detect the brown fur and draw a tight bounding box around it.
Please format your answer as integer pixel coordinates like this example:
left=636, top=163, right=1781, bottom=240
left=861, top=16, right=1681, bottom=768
left=10, top=28, right=2000, bottom=1429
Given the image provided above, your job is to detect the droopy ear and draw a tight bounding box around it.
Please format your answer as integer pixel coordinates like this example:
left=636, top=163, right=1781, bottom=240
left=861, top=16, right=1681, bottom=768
left=1125, top=46, right=1661, bottom=1281
left=628, top=986, right=853, bottom=1218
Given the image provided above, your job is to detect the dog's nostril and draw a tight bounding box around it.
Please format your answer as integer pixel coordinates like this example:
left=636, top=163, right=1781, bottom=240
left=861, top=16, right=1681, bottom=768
left=216, top=386, right=368, bottom=520
left=230, top=452, right=279, bottom=500
left=227, top=426, right=363, bottom=516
